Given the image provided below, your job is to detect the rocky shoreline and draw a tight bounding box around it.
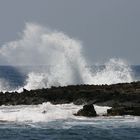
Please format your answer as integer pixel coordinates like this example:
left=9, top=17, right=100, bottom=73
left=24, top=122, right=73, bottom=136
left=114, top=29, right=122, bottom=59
left=0, top=81, right=140, bottom=116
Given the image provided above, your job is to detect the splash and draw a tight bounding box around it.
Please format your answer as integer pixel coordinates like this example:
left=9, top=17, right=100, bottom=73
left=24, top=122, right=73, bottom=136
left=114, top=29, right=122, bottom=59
left=22, top=58, right=133, bottom=91
left=0, top=78, right=10, bottom=92
left=0, top=23, right=134, bottom=91
left=0, top=103, right=111, bottom=123
left=0, top=103, right=82, bottom=122
left=91, top=58, right=133, bottom=85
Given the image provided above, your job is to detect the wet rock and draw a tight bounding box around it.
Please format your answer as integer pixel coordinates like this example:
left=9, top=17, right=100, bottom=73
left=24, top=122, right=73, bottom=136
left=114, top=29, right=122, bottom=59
left=107, top=106, right=140, bottom=116
left=0, top=81, right=140, bottom=106
left=74, top=104, right=97, bottom=117
left=42, top=110, right=47, bottom=114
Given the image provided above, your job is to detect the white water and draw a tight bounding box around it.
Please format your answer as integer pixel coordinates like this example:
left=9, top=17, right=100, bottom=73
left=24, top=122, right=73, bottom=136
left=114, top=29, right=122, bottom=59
left=0, top=78, right=10, bottom=92
left=0, top=103, right=139, bottom=125
left=0, top=23, right=134, bottom=91
left=91, top=58, right=133, bottom=85
left=0, top=103, right=110, bottom=123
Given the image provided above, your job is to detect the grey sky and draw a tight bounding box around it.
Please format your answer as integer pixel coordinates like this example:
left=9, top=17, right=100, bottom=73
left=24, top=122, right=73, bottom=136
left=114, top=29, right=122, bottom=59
left=0, top=0, right=140, bottom=64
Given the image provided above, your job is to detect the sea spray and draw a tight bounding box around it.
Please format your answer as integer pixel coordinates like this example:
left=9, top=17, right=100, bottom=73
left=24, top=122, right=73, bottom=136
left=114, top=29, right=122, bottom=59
left=91, top=58, right=133, bottom=85
left=0, top=23, right=94, bottom=90
left=0, top=23, right=134, bottom=91
left=0, top=78, right=10, bottom=92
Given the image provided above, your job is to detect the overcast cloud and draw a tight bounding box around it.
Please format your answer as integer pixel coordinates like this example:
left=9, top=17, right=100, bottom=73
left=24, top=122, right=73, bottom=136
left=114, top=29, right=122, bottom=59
left=0, top=0, right=140, bottom=64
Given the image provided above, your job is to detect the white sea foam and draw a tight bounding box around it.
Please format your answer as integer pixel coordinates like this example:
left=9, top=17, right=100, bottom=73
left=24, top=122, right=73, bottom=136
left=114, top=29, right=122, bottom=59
left=91, top=58, right=133, bottom=85
left=0, top=103, right=81, bottom=122
left=0, top=103, right=139, bottom=125
left=0, top=78, right=10, bottom=92
left=0, top=23, right=134, bottom=91
left=22, top=58, right=133, bottom=91
left=0, top=103, right=111, bottom=123
left=94, top=105, right=111, bottom=115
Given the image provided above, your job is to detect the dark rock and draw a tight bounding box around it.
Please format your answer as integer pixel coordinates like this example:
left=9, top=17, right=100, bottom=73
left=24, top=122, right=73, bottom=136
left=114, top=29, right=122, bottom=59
left=0, top=81, right=140, bottom=107
left=23, top=88, right=28, bottom=92
left=74, top=104, right=97, bottom=117
left=73, top=99, right=86, bottom=105
left=107, top=106, right=140, bottom=116
left=42, top=110, right=47, bottom=114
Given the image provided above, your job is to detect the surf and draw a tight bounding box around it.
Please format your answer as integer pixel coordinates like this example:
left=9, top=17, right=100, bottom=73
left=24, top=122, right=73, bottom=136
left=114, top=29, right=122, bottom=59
left=0, top=23, right=134, bottom=92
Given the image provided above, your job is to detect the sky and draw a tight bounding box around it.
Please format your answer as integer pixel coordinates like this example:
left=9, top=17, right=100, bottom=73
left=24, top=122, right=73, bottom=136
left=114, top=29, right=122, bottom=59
left=0, top=0, right=140, bottom=64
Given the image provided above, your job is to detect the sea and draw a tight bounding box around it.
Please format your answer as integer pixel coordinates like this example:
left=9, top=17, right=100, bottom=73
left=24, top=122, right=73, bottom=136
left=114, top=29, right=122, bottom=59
left=0, top=65, right=139, bottom=140
left=0, top=23, right=140, bottom=139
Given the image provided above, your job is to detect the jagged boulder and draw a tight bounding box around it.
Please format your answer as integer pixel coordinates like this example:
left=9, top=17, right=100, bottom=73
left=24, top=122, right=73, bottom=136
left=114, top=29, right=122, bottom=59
left=107, top=106, right=140, bottom=116
left=74, top=104, right=97, bottom=117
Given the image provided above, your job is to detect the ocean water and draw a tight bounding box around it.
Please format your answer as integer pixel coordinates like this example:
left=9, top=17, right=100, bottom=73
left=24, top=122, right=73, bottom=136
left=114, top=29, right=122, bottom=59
left=0, top=24, right=139, bottom=139
left=0, top=103, right=139, bottom=140
left=0, top=65, right=139, bottom=140
left=0, top=117, right=140, bottom=140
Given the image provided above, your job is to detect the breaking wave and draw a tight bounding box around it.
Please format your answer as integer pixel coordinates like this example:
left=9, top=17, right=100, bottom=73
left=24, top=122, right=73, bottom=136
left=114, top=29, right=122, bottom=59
left=0, top=103, right=110, bottom=123
left=0, top=103, right=139, bottom=124
left=0, top=23, right=134, bottom=92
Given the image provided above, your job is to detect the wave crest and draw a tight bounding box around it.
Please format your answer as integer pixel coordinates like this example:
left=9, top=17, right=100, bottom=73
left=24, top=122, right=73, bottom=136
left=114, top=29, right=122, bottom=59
left=0, top=23, right=134, bottom=91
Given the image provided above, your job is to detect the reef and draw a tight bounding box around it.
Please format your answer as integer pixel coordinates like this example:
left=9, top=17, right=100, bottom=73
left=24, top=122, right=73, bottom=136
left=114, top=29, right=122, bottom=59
left=0, top=81, right=140, bottom=116
left=74, top=104, right=97, bottom=117
left=107, top=106, right=140, bottom=116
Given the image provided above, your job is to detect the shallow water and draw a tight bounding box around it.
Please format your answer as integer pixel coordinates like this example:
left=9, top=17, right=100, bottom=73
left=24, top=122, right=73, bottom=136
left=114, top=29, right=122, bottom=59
left=0, top=103, right=139, bottom=140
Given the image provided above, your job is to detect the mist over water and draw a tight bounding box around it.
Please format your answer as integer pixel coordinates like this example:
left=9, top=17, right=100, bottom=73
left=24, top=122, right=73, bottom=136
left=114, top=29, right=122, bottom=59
left=0, top=23, right=134, bottom=91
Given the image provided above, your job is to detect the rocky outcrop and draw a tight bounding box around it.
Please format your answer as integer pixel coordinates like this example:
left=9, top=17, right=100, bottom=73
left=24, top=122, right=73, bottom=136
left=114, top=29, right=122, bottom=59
left=107, top=106, right=140, bottom=116
left=0, top=81, right=140, bottom=107
left=74, top=104, right=97, bottom=117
